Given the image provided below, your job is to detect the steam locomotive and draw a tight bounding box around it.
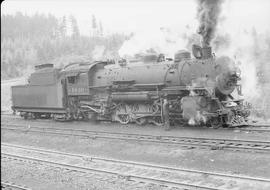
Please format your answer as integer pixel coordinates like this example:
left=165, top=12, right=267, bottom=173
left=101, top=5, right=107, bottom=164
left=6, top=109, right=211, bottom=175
left=11, top=45, right=250, bottom=128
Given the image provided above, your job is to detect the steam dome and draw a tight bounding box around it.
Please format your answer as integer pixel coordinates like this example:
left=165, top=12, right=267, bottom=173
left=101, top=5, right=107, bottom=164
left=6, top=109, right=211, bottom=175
left=174, top=50, right=191, bottom=62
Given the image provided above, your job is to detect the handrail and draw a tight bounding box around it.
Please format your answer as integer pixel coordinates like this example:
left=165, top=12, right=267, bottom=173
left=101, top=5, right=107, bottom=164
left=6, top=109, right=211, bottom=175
left=63, top=61, right=92, bottom=70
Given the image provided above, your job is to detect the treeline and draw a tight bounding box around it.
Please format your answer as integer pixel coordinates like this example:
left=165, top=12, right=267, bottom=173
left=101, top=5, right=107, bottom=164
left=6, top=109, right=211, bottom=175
left=1, top=12, right=128, bottom=79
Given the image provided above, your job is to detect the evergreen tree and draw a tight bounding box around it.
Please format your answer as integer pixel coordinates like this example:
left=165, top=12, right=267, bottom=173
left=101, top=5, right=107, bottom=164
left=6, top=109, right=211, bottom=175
left=1, top=12, right=128, bottom=80
left=59, top=16, right=67, bottom=38
left=91, top=14, right=97, bottom=36
left=99, top=21, right=103, bottom=36
left=70, top=15, right=80, bottom=39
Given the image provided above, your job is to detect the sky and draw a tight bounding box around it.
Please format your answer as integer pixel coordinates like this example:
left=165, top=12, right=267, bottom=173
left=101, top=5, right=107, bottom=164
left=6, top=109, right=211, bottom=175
left=2, top=0, right=270, bottom=36
left=1, top=0, right=270, bottom=101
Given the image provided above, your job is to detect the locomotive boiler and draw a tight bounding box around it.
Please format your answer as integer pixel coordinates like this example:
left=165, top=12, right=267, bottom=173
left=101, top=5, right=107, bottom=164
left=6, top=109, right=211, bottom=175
left=11, top=45, right=250, bottom=128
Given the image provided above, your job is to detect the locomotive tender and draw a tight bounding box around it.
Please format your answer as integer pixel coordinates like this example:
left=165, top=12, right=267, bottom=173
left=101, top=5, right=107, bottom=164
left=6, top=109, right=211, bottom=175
left=11, top=45, right=249, bottom=128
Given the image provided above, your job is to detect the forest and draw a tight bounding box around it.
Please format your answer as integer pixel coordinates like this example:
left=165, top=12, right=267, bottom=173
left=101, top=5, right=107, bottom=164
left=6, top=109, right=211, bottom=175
left=1, top=12, right=129, bottom=79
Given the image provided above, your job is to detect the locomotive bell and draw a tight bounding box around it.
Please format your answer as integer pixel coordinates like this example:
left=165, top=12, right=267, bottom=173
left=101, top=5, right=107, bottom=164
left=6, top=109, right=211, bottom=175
left=192, top=44, right=202, bottom=59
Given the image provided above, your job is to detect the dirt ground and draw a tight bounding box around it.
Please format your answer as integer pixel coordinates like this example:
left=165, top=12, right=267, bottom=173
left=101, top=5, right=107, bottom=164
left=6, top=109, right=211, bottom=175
left=2, top=128, right=270, bottom=177
left=1, top=78, right=270, bottom=189
left=3, top=115, right=270, bottom=142
left=2, top=157, right=157, bottom=190
left=2, top=117, right=270, bottom=190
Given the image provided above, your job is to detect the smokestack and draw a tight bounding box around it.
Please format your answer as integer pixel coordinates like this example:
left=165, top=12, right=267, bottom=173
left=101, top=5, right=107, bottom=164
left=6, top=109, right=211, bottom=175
left=196, top=0, right=224, bottom=47
left=202, top=46, right=212, bottom=59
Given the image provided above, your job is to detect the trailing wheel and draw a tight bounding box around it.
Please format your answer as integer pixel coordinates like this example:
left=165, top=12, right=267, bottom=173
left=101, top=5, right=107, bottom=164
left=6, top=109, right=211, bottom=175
left=151, top=116, right=163, bottom=127
left=135, top=117, right=147, bottom=125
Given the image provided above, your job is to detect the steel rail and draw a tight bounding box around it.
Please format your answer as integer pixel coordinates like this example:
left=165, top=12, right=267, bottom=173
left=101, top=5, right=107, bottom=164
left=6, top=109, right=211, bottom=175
left=2, top=124, right=270, bottom=153
left=1, top=181, right=31, bottom=190
left=2, top=114, right=270, bottom=132
left=237, top=128, right=270, bottom=133
left=2, top=122, right=270, bottom=144
left=1, top=152, right=218, bottom=190
left=2, top=142, right=270, bottom=183
left=2, top=113, right=270, bottom=128
left=3, top=126, right=270, bottom=150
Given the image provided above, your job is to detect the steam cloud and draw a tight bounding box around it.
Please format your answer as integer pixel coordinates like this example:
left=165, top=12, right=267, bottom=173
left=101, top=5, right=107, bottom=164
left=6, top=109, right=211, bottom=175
left=197, top=0, right=224, bottom=47
left=119, top=27, right=189, bottom=58
left=117, top=0, right=270, bottom=121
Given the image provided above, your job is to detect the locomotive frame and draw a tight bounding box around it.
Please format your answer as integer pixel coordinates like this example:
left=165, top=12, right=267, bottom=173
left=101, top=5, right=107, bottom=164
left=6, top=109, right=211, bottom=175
left=11, top=45, right=250, bottom=128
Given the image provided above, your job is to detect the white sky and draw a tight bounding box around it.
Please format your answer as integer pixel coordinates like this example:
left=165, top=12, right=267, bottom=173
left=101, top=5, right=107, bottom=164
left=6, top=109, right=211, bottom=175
left=1, top=0, right=270, bottom=36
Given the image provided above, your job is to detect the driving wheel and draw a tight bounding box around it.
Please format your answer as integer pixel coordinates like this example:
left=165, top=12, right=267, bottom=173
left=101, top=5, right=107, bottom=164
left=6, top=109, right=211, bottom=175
left=117, top=114, right=130, bottom=125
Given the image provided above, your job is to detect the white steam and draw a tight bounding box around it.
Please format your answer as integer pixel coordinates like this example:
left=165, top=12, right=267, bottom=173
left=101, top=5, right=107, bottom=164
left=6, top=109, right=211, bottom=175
left=215, top=0, right=270, bottom=119
left=117, top=0, right=270, bottom=120
left=119, top=26, right=194, bottom=58
left=91, top=45, right=105, bottom=60
left=216, top=30, right=261, bottom=101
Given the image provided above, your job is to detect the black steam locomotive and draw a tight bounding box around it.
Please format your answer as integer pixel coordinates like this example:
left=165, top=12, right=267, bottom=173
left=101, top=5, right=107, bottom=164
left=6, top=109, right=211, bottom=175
left=11, top=45, right=250, bottom=128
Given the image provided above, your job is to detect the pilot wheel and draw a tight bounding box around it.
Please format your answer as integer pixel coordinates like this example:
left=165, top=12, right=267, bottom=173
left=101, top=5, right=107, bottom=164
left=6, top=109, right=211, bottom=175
left=135, top=117, right=147, bottom=125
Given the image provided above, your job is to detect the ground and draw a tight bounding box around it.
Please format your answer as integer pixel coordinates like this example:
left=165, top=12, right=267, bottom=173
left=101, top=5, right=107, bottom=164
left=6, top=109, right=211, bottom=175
left=1, top=78, right=270, bottom=189
left=1, top=117, right=270, bottom=189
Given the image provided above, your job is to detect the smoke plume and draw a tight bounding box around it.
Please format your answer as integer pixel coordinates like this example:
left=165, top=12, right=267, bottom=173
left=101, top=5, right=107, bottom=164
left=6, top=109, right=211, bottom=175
left=197, top=0, right=224, bottom=47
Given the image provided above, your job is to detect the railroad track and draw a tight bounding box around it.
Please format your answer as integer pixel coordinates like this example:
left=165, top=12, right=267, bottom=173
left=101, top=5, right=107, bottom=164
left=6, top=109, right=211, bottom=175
left=2, top=123, right=270, bottom=153
left=1, top=181, right=31, bottom=190
left=2, top=114, right=270, bottom=132
left=2, top=143, right=270, bottom=190
left=1, top=113, right=21, bottom=118
left=235, top=126, right=270, bottom=133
